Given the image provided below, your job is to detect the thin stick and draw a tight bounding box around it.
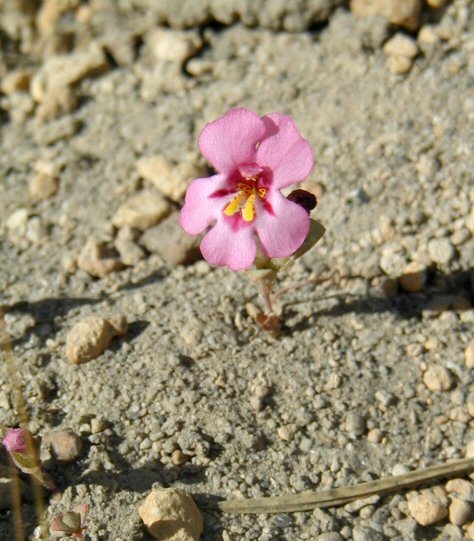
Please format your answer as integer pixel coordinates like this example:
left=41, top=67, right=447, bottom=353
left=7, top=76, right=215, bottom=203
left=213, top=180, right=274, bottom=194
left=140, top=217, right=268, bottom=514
left=218, top=457, right=474, bottom=514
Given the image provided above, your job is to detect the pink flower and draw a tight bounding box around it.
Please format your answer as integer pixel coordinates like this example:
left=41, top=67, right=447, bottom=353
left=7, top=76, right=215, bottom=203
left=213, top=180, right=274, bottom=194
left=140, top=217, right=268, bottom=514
left=179, top=108, right=314, bottom=271
left=2, top=427, right=27, bottom=454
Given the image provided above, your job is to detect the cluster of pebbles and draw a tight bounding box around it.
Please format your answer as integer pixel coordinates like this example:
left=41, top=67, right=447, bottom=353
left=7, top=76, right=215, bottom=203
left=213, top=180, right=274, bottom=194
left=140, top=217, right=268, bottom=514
left=0, top=0, right=473, bottom=540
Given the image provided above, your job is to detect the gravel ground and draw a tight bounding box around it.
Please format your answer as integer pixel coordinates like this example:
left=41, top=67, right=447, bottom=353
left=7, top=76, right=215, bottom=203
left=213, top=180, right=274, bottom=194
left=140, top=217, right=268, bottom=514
left=1, top=1, right=473, bottom=540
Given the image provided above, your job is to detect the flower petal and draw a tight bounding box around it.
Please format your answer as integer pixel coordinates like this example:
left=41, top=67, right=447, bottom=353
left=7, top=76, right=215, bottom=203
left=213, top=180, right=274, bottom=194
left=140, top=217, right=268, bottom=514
left=179, top=174, right=230, bottom=235
left=198, top=108, right=266, bottom=174
left=256, top=191, right=310, bottom=258
left=200, top=220, right=257, bottom=271
left=256, top=113, right=314, bottom=189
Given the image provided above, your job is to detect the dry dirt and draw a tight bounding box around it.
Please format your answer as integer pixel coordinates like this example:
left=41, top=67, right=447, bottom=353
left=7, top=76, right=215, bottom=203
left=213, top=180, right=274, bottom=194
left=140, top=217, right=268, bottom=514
left=0, top=1, right=473, bottom=540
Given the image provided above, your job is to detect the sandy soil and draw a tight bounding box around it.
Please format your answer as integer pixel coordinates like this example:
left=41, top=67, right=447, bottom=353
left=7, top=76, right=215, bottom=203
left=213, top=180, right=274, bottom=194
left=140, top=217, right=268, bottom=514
left=1, top=1, right=473, bottom=540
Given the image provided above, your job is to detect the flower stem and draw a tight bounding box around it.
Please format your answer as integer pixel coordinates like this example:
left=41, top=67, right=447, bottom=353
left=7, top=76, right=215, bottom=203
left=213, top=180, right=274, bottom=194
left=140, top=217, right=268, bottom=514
left=257, top=278, right=275, bottom=315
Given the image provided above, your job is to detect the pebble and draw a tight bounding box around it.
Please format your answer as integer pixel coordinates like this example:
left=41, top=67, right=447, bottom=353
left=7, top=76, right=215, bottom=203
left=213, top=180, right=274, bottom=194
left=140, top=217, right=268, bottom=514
left=352, top=526, right=383, bottom=541
left=367, top=428, right=383, bottom=443
left=426, top=0, right=448, bottom=7
left=386, top=55, right=413, bottom=74
left=31, top=43, right=107, bottom=104
left=29, top=173, right=59, bottom=202
left=316, top=534, right=344, bottom=541
left=35, top=85, right=78, bottom=121
left=392, top=464, right=411, bottom=476
left=65, top=314, right=128, bottom=364
left=46, top=429, right=82, bottom=462
left=383, top=33, right=418, bottom=58
left=6, top=208, right=29, bottom=234
left=136, top=155, right=205, bottom=203
left=466, top=441, right=474, bottom=458
left=344, top=495, right=380, bottom=513
left=465, top=340, right=474, bottom=368
left=171, top=449, right=190, bottom=466
left=114, top=238, right=145, bottom=266
left=138, top=488, right=203, bottom=540
left=428, top=238, right=455, bottom=265
left=449, top=497, right=471, bottom=526
left=77, top=239, right=124, bottom=278
left=147, top=28, right=202, bottom=63
left=1, top=69, right=32, bottom=95
left=418, top=25, right=440, bottom=46
left=466, top=522, right=474, bottom=540
left=140, top=212, right=201, bottom=266
left=277, top=424, right=298, bottom=442
left=36, top=0, right=80, bottom=35
left=399, top=261, right=426, bottom=292
left=407, top=491, right=448, bottom=525
left=423, top=365, right=453, bottom=392
left=451, top=228, right=470, bottom=246
left=345, top=412, right=366, bottom=435
left=446, top=479, right=474, bottom=502
left=112, top=191, right=171, bottom=231
left=350, top=0, right=422, bottom=31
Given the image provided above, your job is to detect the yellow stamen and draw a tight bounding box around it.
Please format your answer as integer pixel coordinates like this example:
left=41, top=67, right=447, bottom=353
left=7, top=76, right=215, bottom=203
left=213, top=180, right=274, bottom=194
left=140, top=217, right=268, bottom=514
left=242, top=193, right=256, bottom=222
left=224, top=192, right=244, bottom=216
left=258, top=188, right=267, bottom=199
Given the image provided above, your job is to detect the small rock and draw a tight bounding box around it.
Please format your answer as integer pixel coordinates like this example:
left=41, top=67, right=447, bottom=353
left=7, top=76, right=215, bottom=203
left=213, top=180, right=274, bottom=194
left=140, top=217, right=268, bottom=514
left=392, top=464, right=411, bottom=476
left=140, top=212, right=201, bottom=266
left=344, top=495, right=380, bottom=513
left=46, top=429, right=82, bottom=462
left=31, top=43, right=107, bottom=103
left=77, top=239, right=124, bottom=278
left=90, top=418, right=107, bottom=434
left=6, top=208, right=29, bottom=235
left=29, top=173, right=59, bottom=202
left=466, top=441, right=474, bottom=459
left=466, top=522, right=474, bottom=540
left=113, top=191, right=171, bottom=231
left=423, top=365, right=453, bottom=392
left=35, top=85, right=78, bottom=121
left=465, top=340, right=474, bottom=368
left=352, top=526, right=383, bottom=541
left=115, top=238, right=145, bottom=266
left=345, top=412, right=366, bottom=435
left=386, top=55, right=413, bottom=74
left=171, top=449, right=190, bottom=466
left=418, top=25, right=440, bottom=46
left=428, top=238, right=456, bottom=265
left=1, top=69, right=32, bottom=94
left=446, top=479, right=474, bottom=502
left=383, top=33, right=418, bottom=58
left=367, top=428, right=383, bottom=443
left=36, top=0, right=80, bottom=35
left=138, top=488, right=203, bottom=541
left=350, top=0, right=422, bottom=31
left=399, top=261, right=427, bottom=292
left=316, top=534, right=344, bottom=541
left=65, top=315, right=127, bottom=364
left=407, top=491, right=448, bottom=525
left=451, top=228, right=470, bottom=247
left=426, top=0, right=448, bottom=7
left=277, top=424, right=298, bottom=442
left=136, top=155, right=206, bottom=203
left=148, top=28, right=202, bottom=63
left=449, top=497, right=471, bottom=526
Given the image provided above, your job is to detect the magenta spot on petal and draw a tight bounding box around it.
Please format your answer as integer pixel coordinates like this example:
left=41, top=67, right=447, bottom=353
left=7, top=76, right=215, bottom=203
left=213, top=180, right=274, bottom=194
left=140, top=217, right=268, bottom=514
left=262, top=200, right=275, bottom=215
left=209, top=189, right=230, bottom=198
